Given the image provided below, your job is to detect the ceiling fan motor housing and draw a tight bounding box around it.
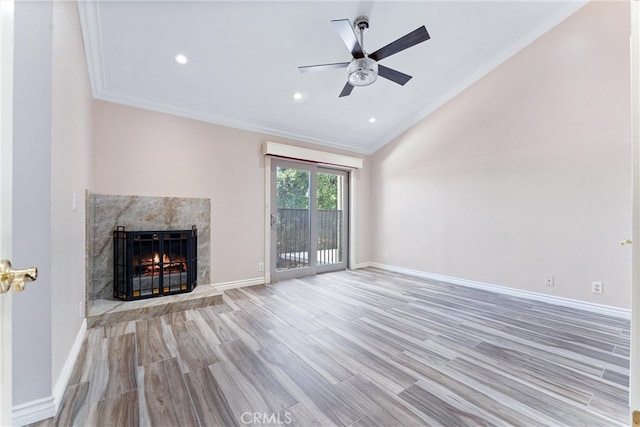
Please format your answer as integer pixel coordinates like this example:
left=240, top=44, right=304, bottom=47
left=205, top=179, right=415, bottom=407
left=348, top=57, right=378, bottom=86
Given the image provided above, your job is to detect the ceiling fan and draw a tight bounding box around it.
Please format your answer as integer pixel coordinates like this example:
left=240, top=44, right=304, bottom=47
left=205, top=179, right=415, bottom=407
left=298, top=16, right=430, bottom=97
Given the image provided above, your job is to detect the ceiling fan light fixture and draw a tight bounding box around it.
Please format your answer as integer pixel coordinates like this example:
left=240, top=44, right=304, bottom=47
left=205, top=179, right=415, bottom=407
left=347, top=57, right=378, bottom=86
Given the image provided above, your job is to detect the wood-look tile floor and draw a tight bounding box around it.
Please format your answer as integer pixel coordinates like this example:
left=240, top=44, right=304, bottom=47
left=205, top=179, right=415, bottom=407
left=32, top=268, right=630, bottom=426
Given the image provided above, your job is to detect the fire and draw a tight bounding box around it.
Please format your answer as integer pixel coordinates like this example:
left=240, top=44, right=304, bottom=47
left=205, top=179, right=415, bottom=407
left=133, top=252, right=187, bottom=276
left=151, top=253, right=171, bottom=264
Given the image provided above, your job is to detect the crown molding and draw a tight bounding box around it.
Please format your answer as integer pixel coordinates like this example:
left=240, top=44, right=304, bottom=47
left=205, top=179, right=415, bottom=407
left=98, top=88, right=370, bottom=154
left=77, top=1, right=587, bottom=157
left=76, top=1, right=371, bottom=154
left=367, top=0, right=588, bottom=155
left=76, top=1, right=105, bottom=99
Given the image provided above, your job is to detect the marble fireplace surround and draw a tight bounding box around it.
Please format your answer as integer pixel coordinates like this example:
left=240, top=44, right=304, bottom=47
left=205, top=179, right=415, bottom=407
left=87, top=193, right=219, bottom=327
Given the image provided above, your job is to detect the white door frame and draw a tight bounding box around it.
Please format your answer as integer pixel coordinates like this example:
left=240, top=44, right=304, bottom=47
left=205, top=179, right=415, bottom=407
left=630, top=0, right=640, bottom=420
left=0, top=1, right=14, bottom=425
left=264, top=155, right=272, bottom=284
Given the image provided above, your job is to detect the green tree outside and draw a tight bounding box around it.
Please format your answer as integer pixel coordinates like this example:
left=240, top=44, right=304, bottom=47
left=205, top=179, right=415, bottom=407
left=276, top=168, right=339, bottom=210
left=317, top=173, right=338, bottom=210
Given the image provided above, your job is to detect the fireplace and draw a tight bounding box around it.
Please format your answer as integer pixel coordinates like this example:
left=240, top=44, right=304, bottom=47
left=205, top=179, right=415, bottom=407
left=113, top=226, right=197, bottom=300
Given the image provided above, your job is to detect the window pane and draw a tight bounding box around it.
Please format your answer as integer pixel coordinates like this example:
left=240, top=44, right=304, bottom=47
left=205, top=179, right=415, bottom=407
left=317, top=172, right=343, bottom=266
left=276, top=167, right=310, bottom=271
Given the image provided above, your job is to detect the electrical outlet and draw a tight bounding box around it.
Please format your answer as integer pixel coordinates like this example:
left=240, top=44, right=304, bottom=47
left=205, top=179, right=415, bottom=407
left=592, top=281, right=603, bottom=294
left=258, top=262, right=264, bottom=272
left=545, top=275, right=554, bottom=286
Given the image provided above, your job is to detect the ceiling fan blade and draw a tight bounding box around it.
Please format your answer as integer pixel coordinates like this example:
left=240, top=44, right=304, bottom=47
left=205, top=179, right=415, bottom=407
left=369, top=26, right=430, bottom=62
left=331, top=19, right=365, bottom=59
left=298, top=62, right=350, bottom=74
left=378, top=65, right=412, bottom=86
left=339, top=82, right=354, bottom=97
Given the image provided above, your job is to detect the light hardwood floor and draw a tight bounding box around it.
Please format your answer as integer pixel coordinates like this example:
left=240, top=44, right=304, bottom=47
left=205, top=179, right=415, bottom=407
left=32, top=268, right=630, bottom=426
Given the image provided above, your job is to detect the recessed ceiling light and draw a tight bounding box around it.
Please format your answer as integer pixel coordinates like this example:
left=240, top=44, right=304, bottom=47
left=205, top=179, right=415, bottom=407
left=293, top=92, right=308, bottom=102
left=369, top=117, right=377, bottom=123
left=174, top=53, right=188, bottom=65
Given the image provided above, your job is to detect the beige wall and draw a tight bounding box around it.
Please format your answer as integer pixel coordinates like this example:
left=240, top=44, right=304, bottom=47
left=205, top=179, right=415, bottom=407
left=91, top=101, right=370, bottom=284
left=370, top=1, right=632, bottom=308
left=51, top=1, right=93, bottom=392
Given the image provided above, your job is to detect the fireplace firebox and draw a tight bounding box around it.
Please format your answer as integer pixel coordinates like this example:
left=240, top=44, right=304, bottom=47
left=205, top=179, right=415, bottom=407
left=113, top=226, right=197, bottom=300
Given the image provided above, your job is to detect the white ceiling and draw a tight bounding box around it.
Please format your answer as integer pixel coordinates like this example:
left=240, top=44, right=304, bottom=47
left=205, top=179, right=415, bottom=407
left=78, top=1, right=586, bottom=155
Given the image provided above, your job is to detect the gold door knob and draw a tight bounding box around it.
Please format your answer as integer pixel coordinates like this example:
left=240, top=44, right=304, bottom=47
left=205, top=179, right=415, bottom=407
left=621, top=239, right=633, bottom=246
left=0, top=259, right=37, bottom=293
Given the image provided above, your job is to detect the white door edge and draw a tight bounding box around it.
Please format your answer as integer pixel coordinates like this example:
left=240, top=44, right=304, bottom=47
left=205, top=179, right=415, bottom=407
left=0, top=1, right=15, bottom=425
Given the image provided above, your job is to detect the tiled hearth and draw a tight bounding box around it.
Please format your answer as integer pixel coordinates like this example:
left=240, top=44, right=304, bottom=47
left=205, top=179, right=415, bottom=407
left=86, top=193, right=220, bottom=328
left=87, top=284, right=222, bottom=328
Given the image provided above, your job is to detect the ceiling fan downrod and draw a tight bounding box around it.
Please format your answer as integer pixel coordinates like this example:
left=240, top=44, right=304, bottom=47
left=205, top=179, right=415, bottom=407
left=348, top=16, right=378, bottom=87
left=354, top=16, right=369, bottom=56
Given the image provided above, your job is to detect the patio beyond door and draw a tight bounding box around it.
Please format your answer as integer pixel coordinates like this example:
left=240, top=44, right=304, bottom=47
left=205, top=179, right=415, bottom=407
left=271, top=159, right=348, bottom=281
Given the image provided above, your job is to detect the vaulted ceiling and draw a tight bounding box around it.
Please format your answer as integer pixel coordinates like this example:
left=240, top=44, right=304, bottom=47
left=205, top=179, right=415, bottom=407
left=78, top=1, right=585, bottom=154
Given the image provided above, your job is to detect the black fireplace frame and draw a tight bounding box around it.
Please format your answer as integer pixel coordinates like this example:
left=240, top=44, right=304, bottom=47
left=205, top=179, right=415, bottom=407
left=113, top=226, right=197, bottom=301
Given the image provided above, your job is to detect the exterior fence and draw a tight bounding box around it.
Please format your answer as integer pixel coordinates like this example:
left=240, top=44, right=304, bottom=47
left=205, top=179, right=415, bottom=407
left=276, top=208, right=343, bottom=269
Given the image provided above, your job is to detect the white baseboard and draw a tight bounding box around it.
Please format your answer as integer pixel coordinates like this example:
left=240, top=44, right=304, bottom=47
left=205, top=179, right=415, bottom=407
left=12, top=396, right=55, bottom=427
left=351, top=262, right=373, bottom=270
left=53, top=319, right=87, bottom=409
left=213, top=277, right=266, bottom=292
left=13, top=319, right=87, bottom=426
left=369, top=263, right=631, bottom=319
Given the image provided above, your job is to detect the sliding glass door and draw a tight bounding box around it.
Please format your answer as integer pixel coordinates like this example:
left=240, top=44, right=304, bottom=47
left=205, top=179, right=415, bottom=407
left=271, top=159, right=348, bottom=281
left=272, top=160, right=315, bottom=280
left=316, top=168, right=347, bottom=273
